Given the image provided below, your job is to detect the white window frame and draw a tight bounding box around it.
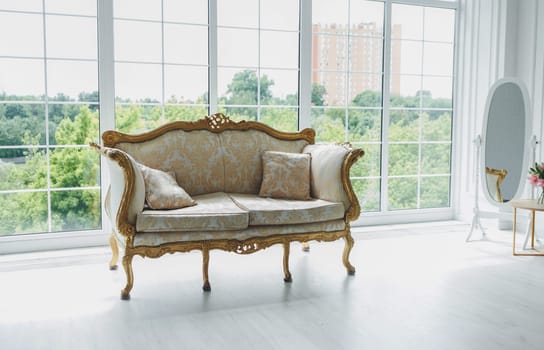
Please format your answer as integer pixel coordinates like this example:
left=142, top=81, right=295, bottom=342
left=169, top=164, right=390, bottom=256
left=0, top=0, right=459, bottom=253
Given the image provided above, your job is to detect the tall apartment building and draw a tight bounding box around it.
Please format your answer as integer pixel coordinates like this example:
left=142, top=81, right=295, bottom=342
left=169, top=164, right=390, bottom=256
left=312, top=22, right=401, bottom=106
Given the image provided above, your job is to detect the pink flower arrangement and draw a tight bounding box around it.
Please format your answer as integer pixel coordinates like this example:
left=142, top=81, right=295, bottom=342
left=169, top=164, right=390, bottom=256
left=528, top=162, right=544, bottom=187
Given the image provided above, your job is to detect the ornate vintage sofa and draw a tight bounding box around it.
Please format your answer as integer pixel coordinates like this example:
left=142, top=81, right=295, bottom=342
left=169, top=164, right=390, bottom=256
left=91, top=113, right=364, bottom=300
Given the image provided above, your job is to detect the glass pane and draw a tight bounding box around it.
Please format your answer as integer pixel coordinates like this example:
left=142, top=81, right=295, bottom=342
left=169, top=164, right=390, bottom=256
left=311, top=34, right=348, bottom=71
left=421, top=143, right=451, bottom=174
left=46, top=15, right=97, bottom=59
left=350, top=143, right=380, bottom=177
left=47, top=60, right=98, bottom=101
left=260, top=0, right=299, bottom=31
left=0, top=0, right=42, bottom=11
left=424, top=8, right=455, bottom=43
left=164, top=24, right=208, bottom=65
left=388, top=177, right=417, bottom=210
left=217, top=0, right=258, bottom=28
left=115, top=63, right=162, bottom=102
left=217, top=28, right=258, bottom=67
left=260, top=107, right=298, bottom=132
left=218, top=68, right=257, bottom=105
left=420, top=176, right=450, bottom=208
left=0, top=148, right=47, bottom=190
left=114, top=0, right=161, bottom=21
left=391, top=40, right=422, bottom=75
left=391, top=75, right=421, bottom=104
left=0, top=58, right=45, bottom=98
left=352, top=178, right=380, bottom=212
left=260, top=31, right=298, bottom=69
left=164, top=65, right=208, bottom=104
left=349, top=73, right=382, bottom=106
left=51, top=189, right=101, bottom=231
left=349, top=1, right=384, bottom=36
left=115, top=104, right=162, bottom=133
left=260, top=69, right=298, bottom=105
left=313, top=0, right=348, bottom=26
left=0, top=104, right=46, bottom=146
left=422, top=111, right=451, bottom=141
left=422, top=76, right=452, bottom=105
left=50, top=147, right=99, bottom=187
left=163, top=0, right=207, bottom=24
left=164, top=105, right=208, bottom=123
left=45, top=0, right=96, bottom=16
left=388, top=144, right=418, bottom=175
left=310, top=82, right=327, bottom=106
left=312, top=71, right=346, bottom=107
left=114, top=20, right=162, bottom=62
left=389, top=109, right=419, bottom=142
left=391, top=4, right=423, bottom=40
left=49, top=105, right=99, bottom=145
left=0, top=12, right=43, bottom=57
left=311, top=107, right=346, bottom=142
left=349, top=38, right=383, bottom=73
left=422, top=43, right=453, bottom=76
left=0, top=192, right=48, bottom=235
left=217, top=106, right=257, bottom=122
left=348, top=109, right=381, bottom=142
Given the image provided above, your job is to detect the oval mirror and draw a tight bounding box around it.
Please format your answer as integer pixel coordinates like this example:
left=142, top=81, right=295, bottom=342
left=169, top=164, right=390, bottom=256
left=481, top=78, right=530, bottom=205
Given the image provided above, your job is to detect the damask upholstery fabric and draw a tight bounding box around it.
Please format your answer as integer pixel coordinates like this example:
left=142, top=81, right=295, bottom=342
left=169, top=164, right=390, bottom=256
left=139, top=164, right=196, bottom=210
left=136, top=192, right=249, bottom=232
left=230, top=194, right=344, bottom=226
left=303, top=143, right=351, bottom=210
left=133, top=219, right=347, bottom=246
left=117, top=130, right=224, bottom=195
left=259, top=151, right=312, bottom=200
left=220, top=130, right=309, bottom=194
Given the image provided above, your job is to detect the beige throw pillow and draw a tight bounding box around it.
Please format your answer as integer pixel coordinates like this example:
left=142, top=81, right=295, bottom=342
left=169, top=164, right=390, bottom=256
left=259, top=151, right=312, bottom=200
left=139, top=165, right=197, bottom=210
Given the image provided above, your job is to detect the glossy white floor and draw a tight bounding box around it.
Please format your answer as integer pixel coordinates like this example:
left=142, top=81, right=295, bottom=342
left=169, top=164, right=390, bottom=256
left=1, top=221, right=544, bottom=350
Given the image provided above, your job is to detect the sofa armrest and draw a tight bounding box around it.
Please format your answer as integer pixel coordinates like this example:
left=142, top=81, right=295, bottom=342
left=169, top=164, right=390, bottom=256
left=303, top=143, right=364, bottom=222
left=91, top=143, right=145, bottom=237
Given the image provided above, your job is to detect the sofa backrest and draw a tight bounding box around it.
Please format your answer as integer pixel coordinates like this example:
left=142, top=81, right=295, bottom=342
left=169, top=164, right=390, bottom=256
left=220, top=130, right=309, bottom=194
left=103, top=114, right=314, bottom=196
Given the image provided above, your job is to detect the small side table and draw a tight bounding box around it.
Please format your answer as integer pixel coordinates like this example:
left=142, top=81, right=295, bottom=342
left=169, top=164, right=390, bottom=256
left=510, top=199, right=544, bottom=256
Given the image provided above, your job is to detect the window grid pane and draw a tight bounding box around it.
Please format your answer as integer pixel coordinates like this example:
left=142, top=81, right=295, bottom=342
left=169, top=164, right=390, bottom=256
left=0, top=5, right=101, bottom=236
left=113, top=0, right=210, bottom=132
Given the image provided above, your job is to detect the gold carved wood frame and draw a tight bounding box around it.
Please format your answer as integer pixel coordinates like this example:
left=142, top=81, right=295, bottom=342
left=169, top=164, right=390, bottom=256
left=93, top=113, right=364, bottom=300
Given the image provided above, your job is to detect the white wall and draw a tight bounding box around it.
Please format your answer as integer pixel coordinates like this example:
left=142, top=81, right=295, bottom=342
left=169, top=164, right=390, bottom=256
left=455, top=0, right=544, bottom=222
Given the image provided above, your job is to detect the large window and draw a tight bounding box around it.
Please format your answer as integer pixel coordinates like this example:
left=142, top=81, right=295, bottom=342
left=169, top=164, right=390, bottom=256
left=0, top=0, right=457, bottom=239
left=0, top=1, right=100, bottom=236
left=311, top=0, right=455, bottom=213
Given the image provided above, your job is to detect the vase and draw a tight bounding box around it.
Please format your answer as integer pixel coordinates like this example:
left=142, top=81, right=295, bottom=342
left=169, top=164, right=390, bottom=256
left=539, top=189, right=544, bottom=205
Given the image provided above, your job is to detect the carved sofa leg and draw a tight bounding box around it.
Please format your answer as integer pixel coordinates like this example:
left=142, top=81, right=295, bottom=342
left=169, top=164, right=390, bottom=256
left=109, top=233, right=119, bottom=270
left=121, top=254, right=134, bottom=300
left=301, top=242, right=310, bottom=252
left=343, top=234, right=356, bottom=275
left=202, top=248, right=211, bottom=292
left=283, top=242, right=292, bottom=283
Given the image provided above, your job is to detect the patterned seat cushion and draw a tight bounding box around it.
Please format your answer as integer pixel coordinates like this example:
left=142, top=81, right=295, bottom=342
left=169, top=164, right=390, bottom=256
left=229, top=193, right=344, bottom=226
left=133, top=220, right=347, bottom=246
left=136, top=192, right=249, bottom=232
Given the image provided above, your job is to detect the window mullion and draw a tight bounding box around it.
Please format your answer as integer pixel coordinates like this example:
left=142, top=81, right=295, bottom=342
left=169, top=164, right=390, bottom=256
left=298, top=0, right=312, bottom=130
left=381, top=0, right=393, bottom=212
left=160, top=0, right=166, bottom=122
left=97, top=0, right=115, bottom=235
left=208, top=0, right=218, bottom=113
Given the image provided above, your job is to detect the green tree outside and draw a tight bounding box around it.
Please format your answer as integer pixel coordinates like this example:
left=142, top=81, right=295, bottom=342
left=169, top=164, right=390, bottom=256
left=0, top=74, right=452, bottom=235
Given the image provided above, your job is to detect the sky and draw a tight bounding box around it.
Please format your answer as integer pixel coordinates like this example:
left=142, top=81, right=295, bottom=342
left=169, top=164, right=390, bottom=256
left=0, top=0, right=455, bottom=102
